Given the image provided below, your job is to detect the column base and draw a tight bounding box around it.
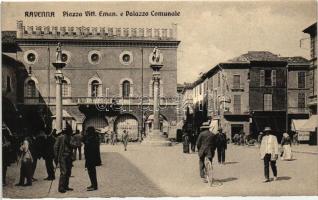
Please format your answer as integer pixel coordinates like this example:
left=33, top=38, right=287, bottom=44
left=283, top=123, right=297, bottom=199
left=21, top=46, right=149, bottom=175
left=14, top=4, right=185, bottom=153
left=142, top=129, right=172, bottom=146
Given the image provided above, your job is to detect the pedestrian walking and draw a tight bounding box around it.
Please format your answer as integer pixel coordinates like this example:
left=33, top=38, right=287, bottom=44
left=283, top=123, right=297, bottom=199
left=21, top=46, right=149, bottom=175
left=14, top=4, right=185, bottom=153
left=196, top=122, right=217, bottom=183
left=54, top=124, right=74, bottom=193
left=190, top=131, right=196, bottom=152
left=122, top=130, right=129, bottom=151
left=281, top=133, right=293, bottom=161
left=260, top=127, right=279, bottom=182
left=43, top=129, right=56, bottom=181
left=258, top=132, right=264, bottom=147
left=83, top=126, right=101, bottom=191
left=71, top=130, right=83, bottom=160
left=216, top=128, right=227, bottom=164
left=182, top=133, right=190, bottom=153
left=15, top=139, right=33, bottom=186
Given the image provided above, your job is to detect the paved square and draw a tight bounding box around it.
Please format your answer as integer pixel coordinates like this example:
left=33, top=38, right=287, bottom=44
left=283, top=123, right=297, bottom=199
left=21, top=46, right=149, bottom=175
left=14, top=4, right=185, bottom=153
left=3, top=144, right=318, bottom=197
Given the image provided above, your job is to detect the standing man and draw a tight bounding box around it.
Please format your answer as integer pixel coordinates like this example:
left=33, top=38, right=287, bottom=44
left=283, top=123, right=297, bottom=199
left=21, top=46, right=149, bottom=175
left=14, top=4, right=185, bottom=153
left=216, top=128, right=227, bottom=164
left=196, top=122, right=217, bottom=183
left=122, top=130, right=129, bottom=151
left=182, top=133, right=190, bottom=153
left=260, top=127, right=279, bottom=182
left=43, top=128, right=56, bottom=180
left=54, top=124, right=74, bottom=193
left=2, top=126, right=13, bottom=186
left=83, top=126, right=101, bottom=191
left=72, top=130, right=83, bottom=160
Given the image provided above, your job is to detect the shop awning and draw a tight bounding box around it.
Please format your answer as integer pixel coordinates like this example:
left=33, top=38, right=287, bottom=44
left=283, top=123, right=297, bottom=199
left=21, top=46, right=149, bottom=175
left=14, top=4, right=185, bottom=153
left=209, top=119, right=219, bottom=134
left=301, top=115, right=318, bottom=132
left=291, top=119, right=308, bottom=132
left=52, top=110, right=74, bottom=119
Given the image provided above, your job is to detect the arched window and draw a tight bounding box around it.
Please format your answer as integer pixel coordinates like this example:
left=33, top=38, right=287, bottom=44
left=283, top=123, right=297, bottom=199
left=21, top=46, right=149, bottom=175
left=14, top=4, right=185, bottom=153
left=122, top=80, right=130, bottom=98
left=26, top=80, right=36, bottom=97
left=88, top=77, right=103, bottom=97
left=91, top=80, right=100, bottom=97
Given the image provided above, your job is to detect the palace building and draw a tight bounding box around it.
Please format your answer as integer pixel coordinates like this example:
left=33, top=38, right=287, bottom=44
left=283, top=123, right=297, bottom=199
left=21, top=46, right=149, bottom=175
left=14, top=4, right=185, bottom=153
left=2, top=20, right=180, bottom=140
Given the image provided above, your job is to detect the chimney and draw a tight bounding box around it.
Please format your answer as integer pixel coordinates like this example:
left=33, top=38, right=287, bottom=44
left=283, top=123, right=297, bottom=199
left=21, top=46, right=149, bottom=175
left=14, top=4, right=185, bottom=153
left=17, top=20, right=24, bottom=38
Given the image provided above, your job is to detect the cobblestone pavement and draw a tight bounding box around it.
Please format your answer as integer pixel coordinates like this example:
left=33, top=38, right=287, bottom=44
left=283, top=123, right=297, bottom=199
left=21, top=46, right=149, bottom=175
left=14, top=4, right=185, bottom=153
left=3, top=143, right=318, bottom=198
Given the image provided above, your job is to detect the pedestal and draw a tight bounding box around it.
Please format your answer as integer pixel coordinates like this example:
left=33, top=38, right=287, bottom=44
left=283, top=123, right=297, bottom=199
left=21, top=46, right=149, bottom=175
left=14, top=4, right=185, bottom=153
left=142, top=130, right=172, bottom=146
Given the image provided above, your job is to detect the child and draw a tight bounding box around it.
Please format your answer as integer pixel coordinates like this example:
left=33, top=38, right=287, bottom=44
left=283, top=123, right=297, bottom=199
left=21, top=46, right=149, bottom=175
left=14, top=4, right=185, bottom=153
left=15, top=139, right=33, bottom=186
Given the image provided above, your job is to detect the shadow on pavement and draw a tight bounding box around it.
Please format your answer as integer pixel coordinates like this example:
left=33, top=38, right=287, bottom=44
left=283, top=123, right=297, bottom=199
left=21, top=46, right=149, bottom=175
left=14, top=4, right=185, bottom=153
left=276, top=176, right=291, bottom=181
left=100, top=152, right=167, bottom=197
left=216, top=177, right=238, bottom=182
left=224, top=161, right=239, bottom=165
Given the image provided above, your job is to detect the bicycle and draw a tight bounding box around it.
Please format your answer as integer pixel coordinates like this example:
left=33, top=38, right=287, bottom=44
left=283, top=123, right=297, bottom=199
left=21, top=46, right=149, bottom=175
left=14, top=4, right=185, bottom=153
left=204, top=156, right=213, bottom=187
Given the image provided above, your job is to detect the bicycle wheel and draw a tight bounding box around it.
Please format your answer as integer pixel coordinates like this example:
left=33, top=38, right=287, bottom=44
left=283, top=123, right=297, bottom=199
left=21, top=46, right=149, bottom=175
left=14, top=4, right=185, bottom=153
left=204, top=157, right=213, bottom=186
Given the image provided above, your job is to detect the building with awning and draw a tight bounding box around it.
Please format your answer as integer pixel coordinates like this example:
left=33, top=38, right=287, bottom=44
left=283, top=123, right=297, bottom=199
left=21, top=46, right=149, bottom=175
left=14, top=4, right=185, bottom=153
left=292, top=115, right=318, bottom=143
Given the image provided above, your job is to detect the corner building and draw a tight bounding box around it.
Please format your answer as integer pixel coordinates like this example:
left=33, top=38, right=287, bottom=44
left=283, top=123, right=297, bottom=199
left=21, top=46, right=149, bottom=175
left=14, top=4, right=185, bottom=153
left=14, top=21, right=180, bottom=140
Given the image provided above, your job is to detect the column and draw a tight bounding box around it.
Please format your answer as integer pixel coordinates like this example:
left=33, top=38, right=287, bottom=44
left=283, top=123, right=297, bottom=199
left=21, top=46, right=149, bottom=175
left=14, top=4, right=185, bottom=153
left=153, top=75, right=160, bottom=132
left=55, top=72, right=63, bottom=132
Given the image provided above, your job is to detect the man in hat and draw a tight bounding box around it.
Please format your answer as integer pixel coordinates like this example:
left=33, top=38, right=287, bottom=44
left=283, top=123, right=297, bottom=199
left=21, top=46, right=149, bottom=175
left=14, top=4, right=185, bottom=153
left=54, top=124, right=75, bottom=193
left=216, top=127, right=227, bottom=164
left=260, top=127, right=279, bottom=182
left=196, top=122, right=217, bottom=183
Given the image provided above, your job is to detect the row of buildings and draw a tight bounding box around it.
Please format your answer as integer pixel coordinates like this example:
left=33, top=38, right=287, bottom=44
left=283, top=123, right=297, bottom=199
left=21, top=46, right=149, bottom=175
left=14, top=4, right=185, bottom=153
left=179, top=22, right=317, bottom=143
left=2, top=21, right=180, bottom=140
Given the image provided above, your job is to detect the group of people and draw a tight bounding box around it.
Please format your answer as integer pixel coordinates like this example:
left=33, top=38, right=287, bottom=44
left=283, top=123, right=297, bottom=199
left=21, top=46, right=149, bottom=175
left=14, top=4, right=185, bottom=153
left=2, top=123, right=103, bottom=193
left=194, top=122, right=294, bottom=184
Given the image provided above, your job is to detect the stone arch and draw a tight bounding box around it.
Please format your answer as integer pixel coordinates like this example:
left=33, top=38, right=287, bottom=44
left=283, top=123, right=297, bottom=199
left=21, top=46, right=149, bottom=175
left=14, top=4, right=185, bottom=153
left=88, top=76, right=103, bottom=97
left=144, top=113, right=169, bottom=135
left=82, top=115, right=108, bottom=133
left=114, top=113, right=139, bottom=141
left=119, top=78, right=134, bottom=97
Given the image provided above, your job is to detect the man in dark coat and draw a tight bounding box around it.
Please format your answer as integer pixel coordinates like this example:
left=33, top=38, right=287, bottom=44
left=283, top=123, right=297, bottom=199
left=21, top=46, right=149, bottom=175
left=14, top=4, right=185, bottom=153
left=182, top=133, right=190, bottom=153
left=72, top=130, right=83, bottom=160
left=196, top=122, right=217, bottom=183
left=189, top=131, right=196, bottom=153
left=83, top=126, right=101, bottom=191
left=216, top=128, right=227, bottom=164
left=54, top=125, right=74, bottom=193
left=2, top=126, right=13, bottom=186
left=43, top=129, right=56, bottom=180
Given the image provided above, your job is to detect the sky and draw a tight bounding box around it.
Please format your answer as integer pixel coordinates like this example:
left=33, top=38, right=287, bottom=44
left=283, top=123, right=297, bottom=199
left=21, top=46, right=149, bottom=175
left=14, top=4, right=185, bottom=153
left=2, top=1, right=317, bottom=84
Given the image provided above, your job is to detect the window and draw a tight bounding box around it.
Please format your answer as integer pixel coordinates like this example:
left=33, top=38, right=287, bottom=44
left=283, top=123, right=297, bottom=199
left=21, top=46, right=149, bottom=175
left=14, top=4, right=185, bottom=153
left=233, top=95, right=241, bottom=113
left=88, top=50, right=102, bottom=65
left=260, top=70, right=265, bottom=86
left=61, top=53, right=68, bottom=62
left=298, top=92, right=306, bottom=108
left=122, top=80, right=130, bottom=98
left=233, top=75, right=240, bottom=89
left=264, top=70, right=272, bottom=86
left=6, top=76, right=11, bottom=92
left=27, top=53, right=36, bottom=62
left=91, top=80, right=100, bottom=97
left=264, top=94, right=272, bottom=111
left=120, top=51, right=133, bottom=65
left=298, top=71, right=306, bottom=88
left=199, top=84, right=202, bottom=95
left=271, top=70, right=276, bottom=86
left=26, top=80, right=36, bottom=97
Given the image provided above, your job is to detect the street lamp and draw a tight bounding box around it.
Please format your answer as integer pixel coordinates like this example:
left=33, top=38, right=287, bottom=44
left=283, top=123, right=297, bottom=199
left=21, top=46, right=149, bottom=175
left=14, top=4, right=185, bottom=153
left=52, top=43, right=66, bottom=133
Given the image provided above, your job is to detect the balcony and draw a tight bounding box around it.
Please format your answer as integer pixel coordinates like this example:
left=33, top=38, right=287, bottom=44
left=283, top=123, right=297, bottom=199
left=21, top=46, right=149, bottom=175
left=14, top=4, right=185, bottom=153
left=231, top=83, right=245, bottom=92
left=22, top=96, right=178, bottom=106
left=288, top=107, right=310, bottom=114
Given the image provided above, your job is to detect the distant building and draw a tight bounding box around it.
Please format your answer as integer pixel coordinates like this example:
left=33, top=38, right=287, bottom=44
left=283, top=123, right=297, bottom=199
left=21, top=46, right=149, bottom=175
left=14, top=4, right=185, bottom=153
left=303, top=22, right=317, bottom=115
left=185, top=51, right=312, bottom=141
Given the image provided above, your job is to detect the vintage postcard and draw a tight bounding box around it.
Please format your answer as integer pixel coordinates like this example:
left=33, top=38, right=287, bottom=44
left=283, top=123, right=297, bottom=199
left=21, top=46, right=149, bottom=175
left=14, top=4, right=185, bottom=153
left=1, top=1, right=317, bottom=198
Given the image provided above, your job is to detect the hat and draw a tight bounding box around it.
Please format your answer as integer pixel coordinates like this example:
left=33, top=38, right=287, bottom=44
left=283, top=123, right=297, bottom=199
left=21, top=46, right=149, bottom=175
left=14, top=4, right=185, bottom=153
left=264, top=127, right=272, bottom=132
left=283, top=133, right=289, bottom=138
left=200, top=122, right=210, bottom=129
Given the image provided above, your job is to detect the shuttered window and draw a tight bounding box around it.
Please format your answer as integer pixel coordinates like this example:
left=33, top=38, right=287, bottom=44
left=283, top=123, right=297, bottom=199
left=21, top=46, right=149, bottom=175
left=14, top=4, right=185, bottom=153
left=260, top=70, right=265, bottom=86
left=298, top=92, right=306, bottom=108
left=271, top=70, right=276, bottom=86
left=298, top=71, right=306, bottom=88
left=233, top=75, right=240, bottom=89
left=264, top=93, right=272, bottom=111
left=233, top=95, right=241, bottom=114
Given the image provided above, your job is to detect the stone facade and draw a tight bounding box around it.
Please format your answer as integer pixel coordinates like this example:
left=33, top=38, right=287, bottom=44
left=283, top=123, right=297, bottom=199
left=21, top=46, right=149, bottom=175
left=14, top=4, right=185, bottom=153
left=6, top=20, right=180, bottom=140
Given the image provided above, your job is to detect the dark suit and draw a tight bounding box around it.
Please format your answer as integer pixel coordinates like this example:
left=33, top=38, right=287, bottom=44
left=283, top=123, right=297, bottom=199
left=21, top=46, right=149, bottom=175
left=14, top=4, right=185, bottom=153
left=216, top=132, right=227, bottom=164
left=84, top=133, right=101, bottom=190
left=196, top=129, right=217, bottom=178
left=54, top=134, right=73, bottom=192
left=44, top=134, right=56, bottom=179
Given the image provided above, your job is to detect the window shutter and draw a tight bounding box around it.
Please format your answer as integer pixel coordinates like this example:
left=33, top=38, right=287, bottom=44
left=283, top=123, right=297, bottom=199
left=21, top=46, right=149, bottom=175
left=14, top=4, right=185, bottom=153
left=260, top=70, right=265, bottom=86
left=272, top=70, right=276, bottom=86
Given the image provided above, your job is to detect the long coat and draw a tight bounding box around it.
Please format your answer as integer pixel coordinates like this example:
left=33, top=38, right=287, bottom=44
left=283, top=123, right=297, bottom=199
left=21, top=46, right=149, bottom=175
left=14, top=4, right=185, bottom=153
left=260, top=134, right=279, bottom=159
left=83, top=134, right=101, bottom=168
left=196, top=129, right=217, bottom=159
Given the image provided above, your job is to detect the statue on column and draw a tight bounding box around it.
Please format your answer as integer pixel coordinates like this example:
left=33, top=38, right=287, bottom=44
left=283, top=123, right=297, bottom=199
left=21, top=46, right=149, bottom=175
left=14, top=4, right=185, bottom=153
left=56, top=42, right=62, bottom=62
left=152, top=47, right=161, bottom=63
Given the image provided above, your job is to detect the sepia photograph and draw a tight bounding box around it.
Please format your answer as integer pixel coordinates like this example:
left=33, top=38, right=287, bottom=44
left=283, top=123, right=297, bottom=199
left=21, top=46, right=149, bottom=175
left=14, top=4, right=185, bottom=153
left=1, top=0, right=317, bottom=198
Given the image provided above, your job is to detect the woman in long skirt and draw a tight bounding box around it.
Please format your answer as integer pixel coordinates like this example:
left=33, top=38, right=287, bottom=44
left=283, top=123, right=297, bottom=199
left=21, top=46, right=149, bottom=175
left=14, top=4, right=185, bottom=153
left=281, top=133, right=292, bottom=161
